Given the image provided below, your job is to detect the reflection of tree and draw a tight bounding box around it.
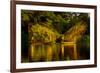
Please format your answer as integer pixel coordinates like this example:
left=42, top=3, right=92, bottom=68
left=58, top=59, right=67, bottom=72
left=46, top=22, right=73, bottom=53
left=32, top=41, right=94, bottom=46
left=29, top=43, right=60, bottom=61
left=61, top=42, right=77, bottom=60
left=29, top=42, right=78, bottom=62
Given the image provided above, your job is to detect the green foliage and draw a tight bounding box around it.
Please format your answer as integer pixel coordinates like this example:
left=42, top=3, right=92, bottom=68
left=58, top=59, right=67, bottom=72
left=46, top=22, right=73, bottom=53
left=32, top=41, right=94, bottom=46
left=76, top=35, right=90, bottom=59
left=63, top=21, right=87, bottom=42
left=21, top=10, right=30, bottom=21
left=77, top=35, right=90, bottom=49
left=21, top=10, right=90, bottom=48
left=21, top=10, right=90, bottom=34
left=29, top=24, right=60, bottom=43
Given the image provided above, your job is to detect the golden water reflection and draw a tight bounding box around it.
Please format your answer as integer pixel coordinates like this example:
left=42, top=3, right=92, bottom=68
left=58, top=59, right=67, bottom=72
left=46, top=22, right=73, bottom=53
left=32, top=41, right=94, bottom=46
left=28, top=42, right=78, bottom=62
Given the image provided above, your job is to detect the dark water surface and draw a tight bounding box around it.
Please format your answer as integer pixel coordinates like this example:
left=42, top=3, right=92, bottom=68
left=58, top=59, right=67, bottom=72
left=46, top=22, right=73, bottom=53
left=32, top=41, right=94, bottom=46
left=22, top=42, right=79, bottom=63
